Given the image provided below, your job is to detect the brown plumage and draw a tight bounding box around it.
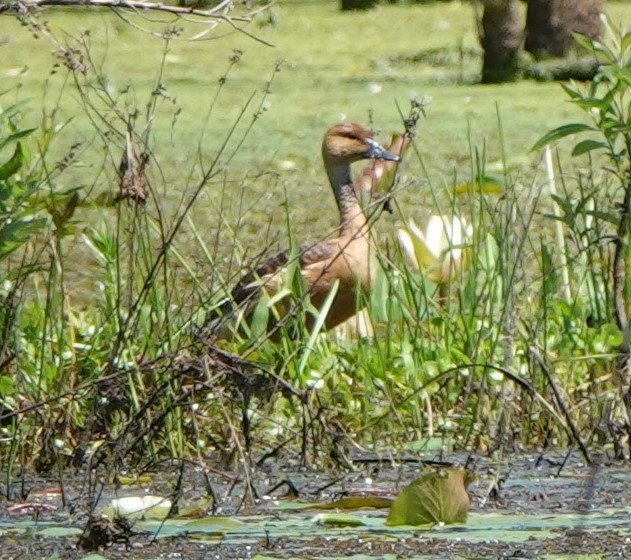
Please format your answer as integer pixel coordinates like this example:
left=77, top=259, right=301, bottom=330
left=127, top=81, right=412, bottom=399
left=212, top=122, right=403, bottom=338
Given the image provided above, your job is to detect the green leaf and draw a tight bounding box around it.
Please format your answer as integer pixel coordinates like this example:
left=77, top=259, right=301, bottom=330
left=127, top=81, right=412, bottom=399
left=571, top=139, right=607, bottom=156
left=0, top=374, right=14, bottom=396
left=0, top=128, right=36, bottom=153
left=0, top=100, right=30, bottom=125
left=454, top=175, right=503, bottom=195
left=531, top=123, right=595, bottom=152
left=560, top=82, right=582, bottom=100
left=51, top=191, right=81, bottom=229
left=386, top=468, right=473, bottom=527
left=0, top=142, right=25, bottom=180
left=0, top=217, right=48, bottom=259
left=621, top=30, right=631, bottom=53
left=249, top=290, right=272, bottom=340
left=572, top=34, right=614, bottom=65
left=572, top=33, right=598, bottom=54
left=573, top=96, right=612, bottom=113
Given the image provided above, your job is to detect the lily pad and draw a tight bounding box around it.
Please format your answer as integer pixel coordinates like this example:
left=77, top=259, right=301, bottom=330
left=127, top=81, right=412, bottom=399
left=312, top=496, right=393, bottom=511
left=36, top=526, right=83, bottom=538
left=386, top=468, right=473, bottom=527
left=313, top=512, right=368, bottom=527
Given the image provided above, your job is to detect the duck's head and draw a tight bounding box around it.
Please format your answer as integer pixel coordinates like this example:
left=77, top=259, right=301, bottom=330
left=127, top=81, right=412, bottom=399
left=322, top=123, right=401, bottom=164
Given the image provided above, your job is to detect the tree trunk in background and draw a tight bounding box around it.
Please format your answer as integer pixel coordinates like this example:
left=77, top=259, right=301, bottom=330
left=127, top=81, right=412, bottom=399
left=525, top=0, right=604, bottom=59
left=340, top=0, right=379, bottom=10
left=479, top=0, right=523, bottom=84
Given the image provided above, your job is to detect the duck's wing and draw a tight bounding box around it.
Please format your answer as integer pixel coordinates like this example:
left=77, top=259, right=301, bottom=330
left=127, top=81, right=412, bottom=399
left=233, top=239, right=341, bottom=301
left=207, top=239, right=341, bottom=331
left=204, top=250, right=288, bottom=336
left=229, top=249, right=290, bottom=306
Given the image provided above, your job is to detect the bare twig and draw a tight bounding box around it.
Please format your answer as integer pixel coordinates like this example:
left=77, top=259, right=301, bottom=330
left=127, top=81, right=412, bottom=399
left=4, top=0, right=250, bottom=20
left=529, top=347, right=591, bottom=465
left=1, top=0, right=277, bottom=45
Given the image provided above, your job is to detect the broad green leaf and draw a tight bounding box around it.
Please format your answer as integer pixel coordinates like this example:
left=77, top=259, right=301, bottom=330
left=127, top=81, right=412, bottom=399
left=531, top=123, right=594, bottom=152
left=0, top=141, right=24, bottom=180
left=572, top=139, right=607, bottom=156
left=386, top=468, right=473, bottom=527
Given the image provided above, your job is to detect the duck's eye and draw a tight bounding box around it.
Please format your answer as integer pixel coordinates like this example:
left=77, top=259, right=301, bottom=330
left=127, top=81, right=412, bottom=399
left=340, top=131, right=361, bottom=141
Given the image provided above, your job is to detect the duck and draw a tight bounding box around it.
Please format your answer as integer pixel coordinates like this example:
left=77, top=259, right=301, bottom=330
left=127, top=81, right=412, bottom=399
left=210, top=122, right=402, bottom=339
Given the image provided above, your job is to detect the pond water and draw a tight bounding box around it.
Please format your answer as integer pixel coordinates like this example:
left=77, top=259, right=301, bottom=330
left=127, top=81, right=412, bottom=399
left=1, top=452, right=629, bottom=559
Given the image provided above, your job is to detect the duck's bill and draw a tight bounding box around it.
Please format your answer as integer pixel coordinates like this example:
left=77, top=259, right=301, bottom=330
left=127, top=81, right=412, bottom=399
left=363, top=138, right=401, bottom=162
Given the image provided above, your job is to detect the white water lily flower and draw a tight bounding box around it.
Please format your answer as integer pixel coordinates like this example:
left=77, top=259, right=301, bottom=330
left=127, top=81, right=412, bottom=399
left=111, top=496, right=172, bottom=518
left=397, top=215, right=472, bottom=283
left=306, top=369, right=324, bottom=390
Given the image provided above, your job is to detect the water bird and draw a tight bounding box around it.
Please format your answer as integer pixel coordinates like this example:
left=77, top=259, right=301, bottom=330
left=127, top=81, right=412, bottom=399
left=212, top=122, right=403, bottom=339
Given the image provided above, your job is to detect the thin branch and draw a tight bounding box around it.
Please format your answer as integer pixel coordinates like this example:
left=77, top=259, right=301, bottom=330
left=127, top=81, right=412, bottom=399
left=6, top=0, right=244, bottom=20
left=1, top=0, right=277, bottom=46
left=529, top=347, right=591, bottom=465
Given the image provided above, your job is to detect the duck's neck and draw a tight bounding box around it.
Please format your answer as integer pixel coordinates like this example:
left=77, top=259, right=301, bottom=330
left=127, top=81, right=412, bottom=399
left=326, top=161, right=367, bottom=236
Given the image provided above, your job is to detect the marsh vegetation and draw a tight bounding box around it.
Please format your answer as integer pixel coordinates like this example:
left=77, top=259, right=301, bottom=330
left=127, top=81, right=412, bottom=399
left=1, top=1, right=631, bottom=557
